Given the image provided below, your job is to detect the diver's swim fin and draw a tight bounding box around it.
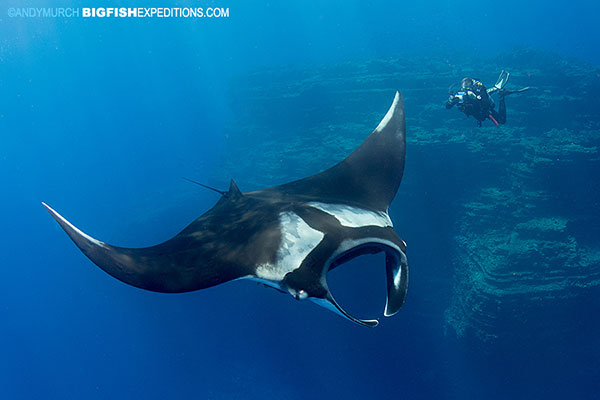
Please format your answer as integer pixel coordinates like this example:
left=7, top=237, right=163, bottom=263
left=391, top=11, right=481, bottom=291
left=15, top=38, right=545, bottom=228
left=495, top=70, right=510, bottom=90
left=498, top=86, right=530, bottom=98
left=487, top=70, right=510, bottom=94
left=513, top=86, right=530, bottom=93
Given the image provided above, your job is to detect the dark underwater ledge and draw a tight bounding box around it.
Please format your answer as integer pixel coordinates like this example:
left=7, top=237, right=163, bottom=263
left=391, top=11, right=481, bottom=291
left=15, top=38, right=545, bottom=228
left=216, top=48, right=600, bottom=348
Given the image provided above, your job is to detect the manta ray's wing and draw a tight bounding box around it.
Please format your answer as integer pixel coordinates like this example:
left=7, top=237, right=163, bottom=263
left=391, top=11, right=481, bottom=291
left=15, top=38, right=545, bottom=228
left=42, top=181, right=282, bottom=293
left=251, top=92, right=405, bottom=212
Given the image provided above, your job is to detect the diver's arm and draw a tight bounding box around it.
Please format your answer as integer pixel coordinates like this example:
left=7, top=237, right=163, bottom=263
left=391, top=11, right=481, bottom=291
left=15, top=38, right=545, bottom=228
left=466, top=89, right=481, bottom=101
left=446, top=94, right=458, bottom=109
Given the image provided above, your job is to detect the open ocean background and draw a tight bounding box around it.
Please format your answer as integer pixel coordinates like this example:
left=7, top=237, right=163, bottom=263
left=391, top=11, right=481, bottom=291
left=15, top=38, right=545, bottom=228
left=1, top=1, right=599, bottom=399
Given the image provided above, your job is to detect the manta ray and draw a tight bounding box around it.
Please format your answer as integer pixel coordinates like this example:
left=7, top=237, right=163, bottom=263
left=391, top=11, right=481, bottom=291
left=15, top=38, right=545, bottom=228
left=43, top=91, right=408, bottom=327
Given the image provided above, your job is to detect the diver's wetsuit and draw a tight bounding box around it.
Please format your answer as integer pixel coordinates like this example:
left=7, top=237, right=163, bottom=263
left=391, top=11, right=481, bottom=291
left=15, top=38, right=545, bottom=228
left=446, top=79, right=506, bottom=126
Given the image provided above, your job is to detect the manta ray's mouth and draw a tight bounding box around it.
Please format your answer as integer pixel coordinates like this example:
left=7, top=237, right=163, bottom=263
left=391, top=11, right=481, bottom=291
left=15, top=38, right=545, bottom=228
left=321, top=242, right=408, bottom=327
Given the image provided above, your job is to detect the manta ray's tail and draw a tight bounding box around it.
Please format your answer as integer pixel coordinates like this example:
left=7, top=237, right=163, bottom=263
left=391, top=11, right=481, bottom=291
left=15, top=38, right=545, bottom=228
left=182, top=177, right=227, bottom=196
left=42, top=202, right=241, bottom=293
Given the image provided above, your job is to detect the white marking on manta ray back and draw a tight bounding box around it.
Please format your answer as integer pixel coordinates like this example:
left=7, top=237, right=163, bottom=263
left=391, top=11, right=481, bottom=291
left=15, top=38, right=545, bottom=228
left=255, top=211, right=324, bottom=282
left=374, top=91, right=400, bottom=133
left=307, top=202, right=392, bottom=228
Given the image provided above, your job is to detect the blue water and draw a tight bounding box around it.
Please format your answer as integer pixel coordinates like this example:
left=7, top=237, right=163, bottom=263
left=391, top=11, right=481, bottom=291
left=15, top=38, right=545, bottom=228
left=2, top=1, right=599, bottom=399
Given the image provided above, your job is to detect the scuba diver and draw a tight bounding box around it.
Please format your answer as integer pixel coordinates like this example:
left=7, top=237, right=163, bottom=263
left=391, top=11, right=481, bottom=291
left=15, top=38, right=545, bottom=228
left=446, top=70, right=529, bottom=126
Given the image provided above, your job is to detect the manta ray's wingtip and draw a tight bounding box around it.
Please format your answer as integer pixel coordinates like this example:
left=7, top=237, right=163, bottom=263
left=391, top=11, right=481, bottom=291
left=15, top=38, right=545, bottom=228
left=393, top=90, right=403, bottom=105
left=374, top=90, right=405, bottom=134
left=42, top=202, right=66, bottom=231
left=42, top=201, right=59, bottom=220
left=42, top=201, right=109, bottom=252
left=42, top=202, right=70, bottom=227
